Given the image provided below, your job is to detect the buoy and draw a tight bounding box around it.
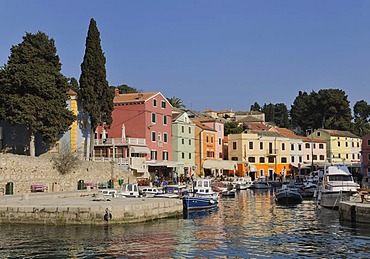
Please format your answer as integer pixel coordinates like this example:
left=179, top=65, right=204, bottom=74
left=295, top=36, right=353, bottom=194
left=104, top=208, right=112, bottom=222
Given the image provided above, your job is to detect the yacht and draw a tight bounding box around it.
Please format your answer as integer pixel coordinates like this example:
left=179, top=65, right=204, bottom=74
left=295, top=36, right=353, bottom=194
left=315, top=164, right=359, bottom=209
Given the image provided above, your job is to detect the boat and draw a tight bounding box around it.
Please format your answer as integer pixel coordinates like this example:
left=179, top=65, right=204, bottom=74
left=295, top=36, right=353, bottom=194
left=155, top=184, right=187, bottom=198
left=275, top=186, right=303, bottom=205
left=212, top=181, right=236, bottom=197
left=249, top=176, right=272, bottom=189
left=189, top=178, right=220, bottom=200
left=232, top=176, right=252, bottom=190
left=315, top=164, right=360, bottom=209
left=141, top=187, right=159, bottom=198
left=183, top=178, right=219, bottom=211
left=118, top=183, right=140, bottom=198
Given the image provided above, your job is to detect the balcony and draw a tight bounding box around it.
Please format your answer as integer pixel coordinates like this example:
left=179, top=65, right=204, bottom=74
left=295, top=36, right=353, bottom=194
left=94, top=137, right=146, bottom=146
left=266, top=149, right=278, bottom=156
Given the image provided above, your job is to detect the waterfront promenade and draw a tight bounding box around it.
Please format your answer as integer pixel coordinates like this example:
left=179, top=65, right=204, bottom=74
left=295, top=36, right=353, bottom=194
left=339, top=199, right=370, bottom=224
left=0, top=190, right=183, bottom=225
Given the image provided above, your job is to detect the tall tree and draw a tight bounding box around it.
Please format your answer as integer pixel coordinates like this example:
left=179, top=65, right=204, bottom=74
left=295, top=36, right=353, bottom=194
left=68, top=77, right=79, bottom=93
left=116, top=83, right=139, bottom=94
left=261, top=103, right=275, bottom=123
left=79, top=18, right=113, bottom=158
left=250, top=102, right=261, bottom=112
left=167, top=96, right=186, bottom=109
left=290, top=91, right=313, bottom=132
left=224, top=121, right=243, bottom=136
left=274, top=103, right=290, bottom=128
left=352, top=100, right=370, bottom=136
left=0, top=32, right=75, bottom=156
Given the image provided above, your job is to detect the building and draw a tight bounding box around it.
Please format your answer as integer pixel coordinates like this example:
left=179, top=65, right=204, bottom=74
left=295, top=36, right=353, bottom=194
left=172, top=110, right=195, bottom=179
left=311, top=129, right=361, bottom=166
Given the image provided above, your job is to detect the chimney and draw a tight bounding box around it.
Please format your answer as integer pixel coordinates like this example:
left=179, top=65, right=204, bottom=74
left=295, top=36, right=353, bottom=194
left=114, top=88, right=120, bottom=97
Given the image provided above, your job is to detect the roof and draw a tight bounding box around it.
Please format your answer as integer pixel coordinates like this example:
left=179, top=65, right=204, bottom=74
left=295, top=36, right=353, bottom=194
left=192, top=120, right=216, bottom=131
left=249, top=130, right=283, bottom=137
left=274, top=128, right=302, bottom=139
left=67, top=89, right=77, bottom=95
left=318, top=129, right=359, bottom=138
left=243, top=122, right=270, bottom=131
left=114, top=92, right=169, bottom=105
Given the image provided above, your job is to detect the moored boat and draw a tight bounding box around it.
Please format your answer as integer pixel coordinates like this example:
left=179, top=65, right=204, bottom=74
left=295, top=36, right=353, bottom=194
left=275, top=186, right=303, bottom=205
left=183, top=178, right=219, bottom=211
left=232, top=176, right=252, bottom=190
left=250, top=176, right=271, bottom=189
left=315, top=164, right=359, bottom=209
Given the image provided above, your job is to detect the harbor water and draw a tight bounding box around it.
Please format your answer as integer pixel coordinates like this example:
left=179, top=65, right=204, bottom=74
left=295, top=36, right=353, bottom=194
left=1, top=189, right=369, bottom=258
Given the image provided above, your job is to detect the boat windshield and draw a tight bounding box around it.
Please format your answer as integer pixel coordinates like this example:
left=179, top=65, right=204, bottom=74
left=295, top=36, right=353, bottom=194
left=328, top=175, right=353, bottom=182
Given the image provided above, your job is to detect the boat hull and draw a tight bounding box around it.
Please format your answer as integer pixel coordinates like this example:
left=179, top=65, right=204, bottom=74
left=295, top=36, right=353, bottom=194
left=182, top=196, right=218, bottom=211
left=319, top=191, right=351, bottom=208
left=275, top=190, right=303, bottom=205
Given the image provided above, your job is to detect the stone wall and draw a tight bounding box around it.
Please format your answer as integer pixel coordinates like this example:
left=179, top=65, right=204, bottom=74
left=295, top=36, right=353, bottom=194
left=0, top=154, right=134, bottom=194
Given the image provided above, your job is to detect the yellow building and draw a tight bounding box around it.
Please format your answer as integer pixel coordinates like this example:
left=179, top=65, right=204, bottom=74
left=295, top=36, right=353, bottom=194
left=311, top=129, right=361, bottom=165
left=228, top=131, right=291, bottom=180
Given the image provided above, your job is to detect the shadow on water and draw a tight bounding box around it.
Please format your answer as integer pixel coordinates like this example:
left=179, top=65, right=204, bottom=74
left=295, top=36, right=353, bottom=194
left=183, top=207, right=218, bottom=220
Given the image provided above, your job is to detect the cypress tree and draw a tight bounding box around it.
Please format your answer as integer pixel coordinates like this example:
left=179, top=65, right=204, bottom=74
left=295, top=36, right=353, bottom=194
left=79, top=18, right=113, bottom=158
left=0, top=32, right=75, bottom=156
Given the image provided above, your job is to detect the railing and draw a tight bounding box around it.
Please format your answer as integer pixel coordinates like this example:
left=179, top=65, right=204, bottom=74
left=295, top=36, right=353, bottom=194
left=94, top=138, right=146, bottom=146
left=266, top=149, right=278, bottom=156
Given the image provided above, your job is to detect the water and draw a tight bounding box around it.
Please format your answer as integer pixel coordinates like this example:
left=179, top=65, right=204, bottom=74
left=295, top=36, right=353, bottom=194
left=1, top=189, right=370, bottom=258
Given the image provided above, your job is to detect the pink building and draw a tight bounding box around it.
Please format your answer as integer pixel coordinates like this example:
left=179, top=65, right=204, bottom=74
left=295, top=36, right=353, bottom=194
left=106, top=90, right=173, bottom=163
left=362, top=134, right=370, bottom=180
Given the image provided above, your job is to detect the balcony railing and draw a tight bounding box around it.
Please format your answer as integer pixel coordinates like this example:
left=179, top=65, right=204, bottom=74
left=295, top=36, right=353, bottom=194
left=266, top=149, right=278, bottom=156
left=94, top=137, right=146, bottom=146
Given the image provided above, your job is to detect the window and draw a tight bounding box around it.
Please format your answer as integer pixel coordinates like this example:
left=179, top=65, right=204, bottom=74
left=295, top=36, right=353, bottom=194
left=231, top=157, right=238, bottom=161
left=259, top=157, right=265, bottom=163
left=151, top=113, right=156, bottom=124
left=345, top=142, right=348, bottom=147
left=249, top=141, right=253, bottom=150
left=189, top=139, right=191, bottom=145
left=298, top=144, right=302, bottom=151
left=291, top=144, right=294, bottom=151
left=313, top=143, right=316, bottom=149
left=219, top=138, right=221, bottom=145
left=219, top=152, right=222, bottom=159
left=189, top=153, right=192, bottom=159
left=163, top=151, right=168, bottom=160
left=189, top=127, right=191, bottom=134
left=320, top=155, right=325, bottom=160
left=281, top=157, right=287, bottom=163
left=346, top=154, right=349, bottom=160
left=368, top=139, right=370, bottom=146
left=313, top=154, right=318, bottom=160
left=305, top=143, right=310, bottom=149
left=182, top=139, right=185, bottom=145
left=291, top=156, right=294, bottom=163
left=151, top=150, right=157, bottom=160
left=317, top=132, right=321, bottom=137
left=182, top=152, right=185, bottom=159
left=182, top=126, right=184, bottom=133
left=307, top=155, right=310, bottom=160
left=151, top=132, right=156, bottom=142
left=211, top=136, right=214, bottom=143
left=163, top=133, right=168, bottom=143
left=260, top=142, right=263, bottom=150
left=268, top=157, right=274, bottom=163
left=299, top=156, right=302, bottom=163
left=153, top=99, right=157, bottom=107
left=319, top=144, right=324, bottom=149
left=282, top=143, right=286, bottom=151
left=161, top=101, right=166, bottom=108
left=233, top=142, right=237, bottom=150
left=248, top=157, right=255, bottom=163
left=163, top=115, right=167, bottom=125
left=338, top=141, right=340, bottom=147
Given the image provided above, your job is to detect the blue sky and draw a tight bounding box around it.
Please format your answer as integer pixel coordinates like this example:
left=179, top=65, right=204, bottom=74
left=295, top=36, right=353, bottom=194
left=1, top=1, right=370, bottom=112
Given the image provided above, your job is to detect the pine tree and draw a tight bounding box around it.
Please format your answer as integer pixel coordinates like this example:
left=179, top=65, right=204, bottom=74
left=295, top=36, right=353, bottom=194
left=79, top=18, right=113, bottom=158
left=0, top=32, right=75, bottom=156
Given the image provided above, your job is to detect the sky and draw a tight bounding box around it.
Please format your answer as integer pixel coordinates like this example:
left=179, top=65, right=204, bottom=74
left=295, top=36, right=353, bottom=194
left=1, top=0, right=370, bottom=112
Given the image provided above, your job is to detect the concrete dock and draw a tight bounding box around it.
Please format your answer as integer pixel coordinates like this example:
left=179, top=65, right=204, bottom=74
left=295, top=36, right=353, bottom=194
left=0, top=191, right=183, bottom=225
left=339, top=200, right=370, bottom=224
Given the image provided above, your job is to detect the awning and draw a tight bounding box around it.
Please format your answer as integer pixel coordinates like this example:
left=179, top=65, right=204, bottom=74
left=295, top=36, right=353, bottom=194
left=203, top=160, right=237, bottom=170
left=248, top=164, right=258, bottom=172
left=146, top=161, right=184, bottom=168
left=130, top=146, right=150, bottom=154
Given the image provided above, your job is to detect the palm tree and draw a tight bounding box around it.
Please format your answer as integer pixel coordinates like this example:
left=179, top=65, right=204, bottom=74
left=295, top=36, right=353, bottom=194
left=167, top=96, right=186, bottom=109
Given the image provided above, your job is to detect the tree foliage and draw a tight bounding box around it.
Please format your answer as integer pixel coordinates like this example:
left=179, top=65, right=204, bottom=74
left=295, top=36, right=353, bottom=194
left=291, top=89, right=352, bottom=132
left=250, top=102, right=261, bottom=112
left=115, top=83, right=139, bottom=94
left=167, top=96, right=186, bottom=109
left=224, top=121, right=243, bottom=136
left=0, top=31, right=75, bottom=149
left=68, top=77, right=79, bottom=93
left=79, top=18, right=113, bottom=156
left=352, top=100, right=370, bottom=136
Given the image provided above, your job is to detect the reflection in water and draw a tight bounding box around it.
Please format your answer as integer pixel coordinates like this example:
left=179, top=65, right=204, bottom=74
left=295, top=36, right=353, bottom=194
left=0, top=189, right=369, bottom=258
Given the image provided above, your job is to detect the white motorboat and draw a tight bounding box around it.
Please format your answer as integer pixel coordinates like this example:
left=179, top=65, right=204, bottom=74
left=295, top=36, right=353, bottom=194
left=315, top=164, right=359, bottom=209
left=189, top=178, right=219, bottom=200
left=232, top=176, right=252, bottom=190
left=141, top=187, right=159, bottom=198
left=155, top=184, right=187, bottom=198
left=118, top=183, right=140, bottom=198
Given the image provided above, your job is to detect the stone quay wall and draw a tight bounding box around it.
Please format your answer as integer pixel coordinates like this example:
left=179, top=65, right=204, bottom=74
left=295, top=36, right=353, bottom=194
left=0, top=154, right=133, bottom=194
left=339, top=201, right=370, bottom=224
left=0, top=194, right=183, bottom=225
